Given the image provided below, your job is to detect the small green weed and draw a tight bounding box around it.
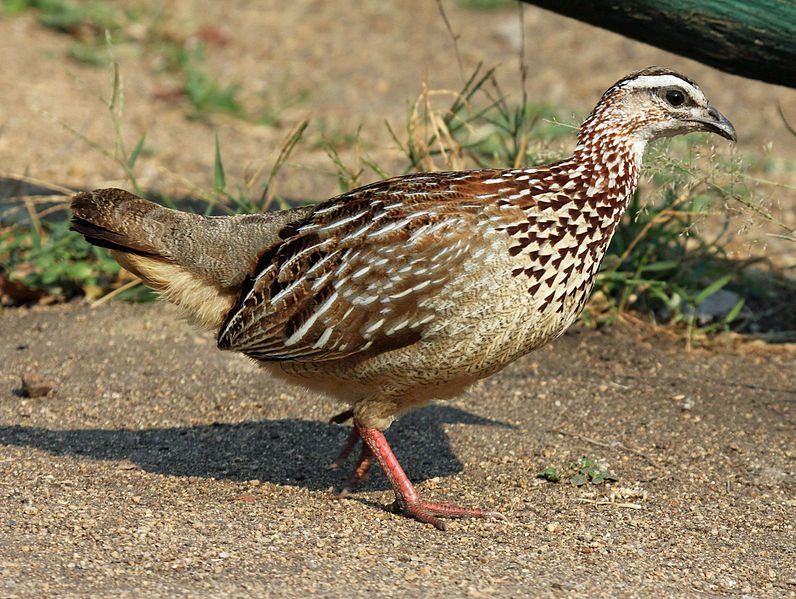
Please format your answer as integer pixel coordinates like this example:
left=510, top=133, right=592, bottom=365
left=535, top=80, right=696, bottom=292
left=0, top=219, right=153, bottom=302
left=2, top=0, right=125, bottom=32
left=7, top=1, right=254, bottom=122
left=5, top=0, right=128, bottom=66
left=537, top=457, right=617, bottom=487
left=177, top=43, right=245, bottom=120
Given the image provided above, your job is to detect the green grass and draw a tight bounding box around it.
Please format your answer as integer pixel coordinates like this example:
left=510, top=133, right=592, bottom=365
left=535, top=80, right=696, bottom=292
left=2, top=0, right=128, bottom=68
left=0, top=218, right=154, bottom=303
left=590, top=144, right=749, bottom=334
left=1, top=0, right=125, bottom=30
left=4, top=0, right=265, bottom=122
left=176, top=44, right=245, bottom=120
left=0, top=26, right=791, bottom=339
left=538, top=457, right=617, bottom=487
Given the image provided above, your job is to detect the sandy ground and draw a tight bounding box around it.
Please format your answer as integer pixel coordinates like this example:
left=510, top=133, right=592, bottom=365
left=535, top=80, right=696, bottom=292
left=0, top=1, right=795, bottom=597
left=0, top=302, right=794, bottom=598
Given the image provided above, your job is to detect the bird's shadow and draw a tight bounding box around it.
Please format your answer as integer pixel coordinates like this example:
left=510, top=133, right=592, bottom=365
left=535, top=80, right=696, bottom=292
left=0, top=405, right=511, bottom=492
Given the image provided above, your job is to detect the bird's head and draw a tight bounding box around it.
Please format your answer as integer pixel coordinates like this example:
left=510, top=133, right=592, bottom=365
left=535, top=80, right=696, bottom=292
left=578, top=67, right=737, bottom=149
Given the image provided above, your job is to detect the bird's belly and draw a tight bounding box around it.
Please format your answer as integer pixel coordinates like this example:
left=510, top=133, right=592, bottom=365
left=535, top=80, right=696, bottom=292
left=275, top=264, right=588, bottom=394
left=268, top=236, right=597, bottom=428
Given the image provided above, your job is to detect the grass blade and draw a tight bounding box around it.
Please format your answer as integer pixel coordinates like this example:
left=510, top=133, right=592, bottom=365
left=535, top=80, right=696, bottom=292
left=694, top=274, right=732, bottom=304
left=127, top=133, right=146, bottom=170
left=214, top=133, right=226, bottom=192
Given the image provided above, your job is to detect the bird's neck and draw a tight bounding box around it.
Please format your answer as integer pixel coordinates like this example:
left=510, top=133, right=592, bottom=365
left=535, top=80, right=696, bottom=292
left=568, top=105, right=647, bottom=207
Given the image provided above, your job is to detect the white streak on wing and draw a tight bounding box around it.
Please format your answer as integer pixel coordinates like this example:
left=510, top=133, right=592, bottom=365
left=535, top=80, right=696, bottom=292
left=385, top=317, right=410, bottom=335
left=313, top=326, right=334, bottom=349
left=353, top=294, right=378, bottom=307
left=412, top=313, right=435, bottom=326
left=333, top=261, right=349, bottom=277
left=351, top=265, right=371, bottom=280
left=253, top=264, right=276, bottom=283
left=269, top=278, right=303, bottom=306
left=482, top=178, right=506, bottom=184
left=313, top=202, right=342, bottom=216
left=363, top=318, right=385, bottom=335
left=366, top=219, right=402, bottom=239
left=283, top=290, right=339, bottom=346
left=319, top=209, right=369, bottom=231
left=279, top=238, right=334, bottom=278
left=305, top=289, right=339, bottom=321
left=411, top=280, right=431, bottom=292
left=366, top=212, right=429, bottom=240
left=407, top=224, right=430, bottom=243
left=339, top=223, right=375, bottom=244
left=305, top=248, right=340, bottom=276
left=310, top=269, right=334, bottom=292
left=389, top=287, right=413, bottom=300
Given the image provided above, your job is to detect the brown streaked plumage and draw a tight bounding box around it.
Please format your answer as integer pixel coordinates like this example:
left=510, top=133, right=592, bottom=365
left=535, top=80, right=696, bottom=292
left=71, top=67, right=736, bottom=530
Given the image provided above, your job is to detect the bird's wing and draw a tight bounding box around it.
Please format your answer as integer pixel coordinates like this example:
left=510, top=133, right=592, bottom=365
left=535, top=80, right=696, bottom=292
left=217, top=171, right=514, bottom=362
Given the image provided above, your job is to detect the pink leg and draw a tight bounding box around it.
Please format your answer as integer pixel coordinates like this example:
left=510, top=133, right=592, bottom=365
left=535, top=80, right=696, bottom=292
left=329, top=425, right=373, bottom=497
left=355, top=420, right=505, bottom=530
left=328, top=427, right=361, bottom=470
left=338, top=442, right=373, bottom=497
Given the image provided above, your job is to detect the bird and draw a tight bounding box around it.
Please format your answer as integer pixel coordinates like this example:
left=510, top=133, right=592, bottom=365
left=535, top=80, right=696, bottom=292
left=71, top=67, right=736, bottom=530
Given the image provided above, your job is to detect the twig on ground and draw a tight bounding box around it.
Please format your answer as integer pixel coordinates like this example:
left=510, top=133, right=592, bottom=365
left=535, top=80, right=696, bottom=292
left=90, top=279, right=141, bottom=307
left=572, top=498, right=643, bottom=509
left=549, top=425, right=658, bottom=465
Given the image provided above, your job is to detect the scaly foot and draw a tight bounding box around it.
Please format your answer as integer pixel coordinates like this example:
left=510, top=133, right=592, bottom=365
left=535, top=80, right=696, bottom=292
left=355, top=420, right=505, bottom=530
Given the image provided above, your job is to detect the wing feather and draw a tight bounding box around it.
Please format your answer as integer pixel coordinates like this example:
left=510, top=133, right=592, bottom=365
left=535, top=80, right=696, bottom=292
left=217, top=172, right=505, bottom=362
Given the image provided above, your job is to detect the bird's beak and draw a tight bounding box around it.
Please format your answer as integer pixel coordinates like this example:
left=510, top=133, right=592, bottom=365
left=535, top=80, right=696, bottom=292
left=693, top=105, right=737, bottom=143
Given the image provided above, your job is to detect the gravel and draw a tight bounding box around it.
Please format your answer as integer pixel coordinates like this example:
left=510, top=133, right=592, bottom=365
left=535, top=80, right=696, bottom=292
left=1, top=301, right=793, bottom=598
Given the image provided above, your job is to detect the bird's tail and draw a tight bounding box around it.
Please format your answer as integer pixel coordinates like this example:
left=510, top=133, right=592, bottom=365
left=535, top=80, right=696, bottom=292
left=71, top=188, right=311, bottom=330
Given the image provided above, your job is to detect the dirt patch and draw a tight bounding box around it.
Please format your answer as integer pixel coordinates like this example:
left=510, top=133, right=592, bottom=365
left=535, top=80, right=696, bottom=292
left=0, top=302, right=793, bottom=598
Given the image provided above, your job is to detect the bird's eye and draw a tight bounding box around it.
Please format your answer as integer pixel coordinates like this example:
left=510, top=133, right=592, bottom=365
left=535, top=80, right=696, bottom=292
left=665, top=89, right=685, bottom=107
